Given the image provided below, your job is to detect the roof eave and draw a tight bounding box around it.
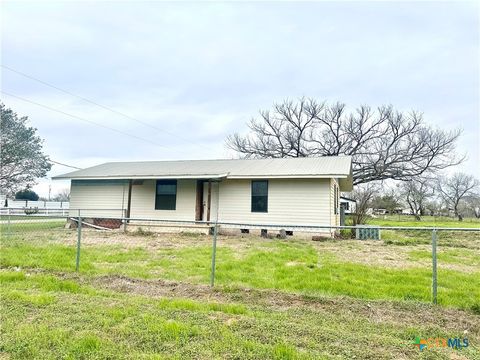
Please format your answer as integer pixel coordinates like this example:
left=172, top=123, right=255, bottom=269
left=53, top=174, right=229, bottom=180
left=338, top=163, right=354, bottom=191
left=227, top=174, right=350, bottom=179
left=53, top=173, right=351, bottom=181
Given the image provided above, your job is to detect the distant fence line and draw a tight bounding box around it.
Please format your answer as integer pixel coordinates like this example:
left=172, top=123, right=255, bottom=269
left=2, top=211, right=480, bottom=232
left=2, top=199, right=69, bottom=209
left=0, top=207, right=71, bottom=216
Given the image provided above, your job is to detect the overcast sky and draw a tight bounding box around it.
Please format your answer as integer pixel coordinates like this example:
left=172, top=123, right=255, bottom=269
left=1, top=1, right=479, bottom=197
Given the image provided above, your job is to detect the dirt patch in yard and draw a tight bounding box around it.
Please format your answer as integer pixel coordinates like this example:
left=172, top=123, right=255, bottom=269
left=311, top=240, right=479, bottom=273
left=67, top=230, right=213, bottom=250
left=60, top=230, right=261, bottom=252
left=315, top=240, right=414, bottom=268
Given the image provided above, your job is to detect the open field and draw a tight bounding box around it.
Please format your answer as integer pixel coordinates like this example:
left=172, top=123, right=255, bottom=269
left=362, top=214, right=480, bottom=228
left=1, top=219, right=479, bottom=359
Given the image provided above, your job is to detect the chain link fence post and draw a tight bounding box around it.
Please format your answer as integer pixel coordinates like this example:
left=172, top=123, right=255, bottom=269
left=432, top=228, right=438, bottom=305
left=210, top=222, right=218, bottom=287
left=76, top=216, right=82, bottom=272
left=6, top=208, right=11, bottom=238
left=123, top=209, right=127, bottom=232
left=210, top=182, right=220, bottom=287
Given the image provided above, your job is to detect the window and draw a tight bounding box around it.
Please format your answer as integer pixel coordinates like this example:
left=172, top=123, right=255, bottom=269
left=155, top=180, right=177, bottom=210
left=251, top=180, right=268, bottom=213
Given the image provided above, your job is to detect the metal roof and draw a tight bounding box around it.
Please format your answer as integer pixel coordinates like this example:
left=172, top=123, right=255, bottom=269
left=54, top=156, right=353, bottom=190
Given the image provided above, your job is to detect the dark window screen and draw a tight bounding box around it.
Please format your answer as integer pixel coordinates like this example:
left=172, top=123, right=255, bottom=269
left=251, top=180, right=268, bottom=213
left=155, top=180, right=177, bottom=210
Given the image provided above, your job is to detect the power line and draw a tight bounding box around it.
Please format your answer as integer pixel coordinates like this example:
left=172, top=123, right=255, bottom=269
left=1, top=90, right=176, bottom=150
left=1, top=65, right=212, bottom=151
left=48, top=159, right=82, bottom=170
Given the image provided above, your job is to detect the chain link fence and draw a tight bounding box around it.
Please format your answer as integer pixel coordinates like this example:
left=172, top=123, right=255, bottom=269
left=1, top=211, right=479, bottom=310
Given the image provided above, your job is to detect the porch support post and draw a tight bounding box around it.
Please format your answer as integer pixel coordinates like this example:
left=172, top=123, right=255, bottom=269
left=207, top=180, right=212, bottom=223
left=126, top=179, right=133, bottom=219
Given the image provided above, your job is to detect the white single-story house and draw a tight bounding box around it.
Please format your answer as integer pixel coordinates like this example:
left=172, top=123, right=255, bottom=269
left=54, top=156, right=353, bottom=233
left=340, top=196, right=356, bottom=215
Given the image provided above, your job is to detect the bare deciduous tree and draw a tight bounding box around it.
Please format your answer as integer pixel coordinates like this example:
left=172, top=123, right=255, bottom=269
left=436, top=173, right=479, bottom=221
left=52, top=188, right=70, bottom=202
left=350, top=183, right=378, bottom=225
left=424, top=199, right=440, bottom=217
left=370, top=189, right=401, bottom=214
left=226, top=98, right=463, bottom=185
left=399, top=177, right=435, bottom=220
left=458, top=195, right=480, bottom=219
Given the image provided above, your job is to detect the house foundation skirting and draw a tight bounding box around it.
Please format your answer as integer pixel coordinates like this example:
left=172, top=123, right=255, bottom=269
left=67, top=218, right=336, bottom=238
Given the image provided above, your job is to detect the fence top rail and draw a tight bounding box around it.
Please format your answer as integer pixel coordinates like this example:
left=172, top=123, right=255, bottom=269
left=218, top=223, right=480, bottom=232
left=120, top=217, right=480, bottom=232
left=0, top=207, right=122, bottom=209
left=1, top=214, right=479, bottom=231
left=1, top=208, right=69, bottom=211
left=55, top=208, right=125, bottom=212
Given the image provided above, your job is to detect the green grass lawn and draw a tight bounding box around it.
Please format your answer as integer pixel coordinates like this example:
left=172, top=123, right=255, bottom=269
left=0, top=220, right=66, bottom=232
left=1, top=219, right=479, bottom=359
left=1, top=229, right=479, bottom=310
left=408, top=248, right=480, bottom=266
left=1, top=270, right=478, bottom=359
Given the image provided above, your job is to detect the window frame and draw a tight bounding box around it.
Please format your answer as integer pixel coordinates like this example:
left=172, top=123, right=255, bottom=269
left=155, top=179, right=177, bottom=211
left=251, top=180, right=268, bottom=213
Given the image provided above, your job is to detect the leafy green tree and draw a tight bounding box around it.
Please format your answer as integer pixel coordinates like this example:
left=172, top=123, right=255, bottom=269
left=15, top=189, right=39, bottom=201
left=0, top=103, right=51, bottom=195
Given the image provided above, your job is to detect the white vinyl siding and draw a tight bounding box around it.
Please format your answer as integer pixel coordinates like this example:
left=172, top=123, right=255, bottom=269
left=69, top=178, right=336, bottom=226
left=69, top=181, right=127, bottom=217
left=130, top=179, right=196, bottom=220
left=217, top=179, right=331, bottom=226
